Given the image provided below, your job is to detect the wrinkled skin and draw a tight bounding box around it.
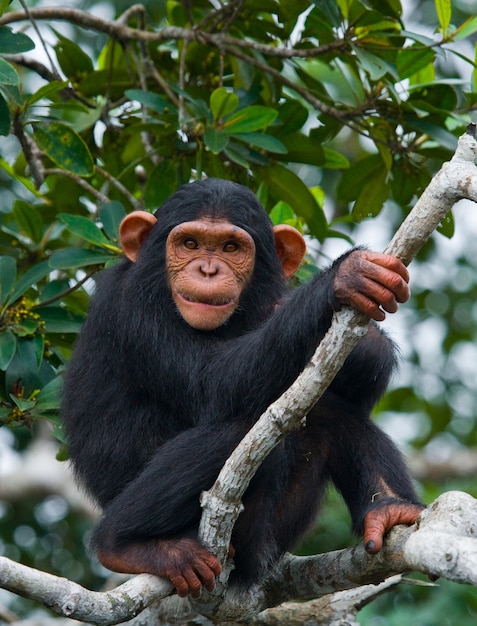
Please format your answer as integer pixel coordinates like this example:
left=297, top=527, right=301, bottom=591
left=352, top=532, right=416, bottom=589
left=166, top=220, right=256, bottom=331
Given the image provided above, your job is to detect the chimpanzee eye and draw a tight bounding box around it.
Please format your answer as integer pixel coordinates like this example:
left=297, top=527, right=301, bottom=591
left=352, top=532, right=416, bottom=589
left=223, top=241, right=239, bottom=253
left=183, top=238, right=199, bottom=250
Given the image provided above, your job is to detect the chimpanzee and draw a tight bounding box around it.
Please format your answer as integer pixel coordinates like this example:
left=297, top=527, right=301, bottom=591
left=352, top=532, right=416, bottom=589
left=62, top=178, right=423, bottom=598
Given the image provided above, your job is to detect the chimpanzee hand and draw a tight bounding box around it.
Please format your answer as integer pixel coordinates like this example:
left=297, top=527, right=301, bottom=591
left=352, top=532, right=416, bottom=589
left=363, top=500, right=425, bottom=554
left=98, top=537, right=222, bottom=598
left=334, top=250, right=410, bottom=321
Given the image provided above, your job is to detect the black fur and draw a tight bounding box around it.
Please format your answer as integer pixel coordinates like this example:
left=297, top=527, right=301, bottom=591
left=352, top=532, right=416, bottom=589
left=62, top=178, right=419, bottom=584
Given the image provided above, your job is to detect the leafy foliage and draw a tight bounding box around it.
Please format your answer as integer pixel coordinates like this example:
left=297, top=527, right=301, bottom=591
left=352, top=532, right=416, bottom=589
left=0, top=0, right=475, bottom=434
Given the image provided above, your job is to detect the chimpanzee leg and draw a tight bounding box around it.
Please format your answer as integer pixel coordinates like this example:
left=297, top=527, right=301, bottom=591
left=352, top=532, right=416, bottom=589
left=232, top=387, right=422, bottom=584
left=230, top=430, right=330, bottom=584
left=92, top=416, right=328, bottom=588
left=309, top=391, right=422, bottom=535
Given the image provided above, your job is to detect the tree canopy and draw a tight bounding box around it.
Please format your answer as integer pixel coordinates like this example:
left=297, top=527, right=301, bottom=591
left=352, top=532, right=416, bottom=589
left=1, top=0, right=477, bottom=623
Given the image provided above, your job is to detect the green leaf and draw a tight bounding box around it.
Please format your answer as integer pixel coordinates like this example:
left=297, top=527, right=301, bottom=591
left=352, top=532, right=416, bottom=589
left=352, top=46, right=391, bottom=81
left=6, top=338, right=55, bottom=397
left=210, top=87, right=239, bottom=121
left=33, top=122, right=94, bottom=176
left=224, top=143, right=251, bottom=168
left=0, top=255, right=16, bottom=304
left=125, top=89, right=176, bottom=114
left=39, top=307, right=84, bottom=334
left=474, top=42, right=477, bottom=93
left=144, top=161, right=178, bottom=210
left=0, top=157, right=44, bottom=198
left=223, top=106, right=278, bottom=134
left=78, top=69, right=131, bottom=100
left=49, top=248, right=115, bottom=269
left=10, top=396, right=36, bottom=412
left=204, top=127, right=230, bottom=154
left=6, top=260, right=51, bottom=306
left=234, top=132, right=287, bottom=154
left=0, top=91, right=9, bottom=135
left=269, top=201, right=300, bottom=227
left=408, top=62, right=435, bottom=87
left=454, top=16, right=477, bottom=41
left=437, top=210, right=454, bottom=238
left=13, top=200, right=43, bottom=243
left=337, top=154, right=383, bottom=203
left=0, top=0, right=10, bottom=16
left=35, top=376, right=63, bottom=412
left=336, top=0, right=352, bottom=19
left=352, top=165, right=390, bottom=220
left=100, top=201, right=127, bottom=242
left=58, top=213, right=121, bottom=251
left=54, top=33, right=94, bottom=79
left=257, top=165, right=327, bottom=240
left=406, top=117, right=457, bottom=151
left=281, top=133, right=325, bottom=166
left=26, top=80, right=68, bottom=107
left=14, top=318, right=42, bottom=337
left=397, top=46, right=435, bottom=80
left=278, top=0, right=311, bottom=31
left=276, top=99, right=309, bottom=135
left=0, top=57, right=19, bottom=85
left=0, top=330, right=16, bottom=370
left=322, top=147, right=350, bottom=169
left=0, top=26, right=35, bottom=53
left=435, top=0, right=451, bottom=36
left=355, top=21, right=401, bottom=37
left=38, top=279, right=70, bottom=304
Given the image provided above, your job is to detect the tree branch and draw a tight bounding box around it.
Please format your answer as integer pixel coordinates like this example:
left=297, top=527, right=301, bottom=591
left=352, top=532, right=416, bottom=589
left=0, top=7, right=348, bottom=59
left=1, top=491, right=476, bottom=625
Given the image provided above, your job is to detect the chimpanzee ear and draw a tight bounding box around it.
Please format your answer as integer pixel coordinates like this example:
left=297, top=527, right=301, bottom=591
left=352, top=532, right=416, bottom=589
left=119, top=211, right=158, bottom=262
left=273, top=224, right=307, bottom=278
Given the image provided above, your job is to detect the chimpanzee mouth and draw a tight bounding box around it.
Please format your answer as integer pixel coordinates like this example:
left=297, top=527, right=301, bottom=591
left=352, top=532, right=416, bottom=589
left=178, top=292, right=235, bottom=307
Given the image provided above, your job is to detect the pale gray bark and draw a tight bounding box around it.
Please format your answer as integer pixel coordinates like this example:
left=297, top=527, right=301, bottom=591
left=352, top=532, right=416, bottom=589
left=1, top=491, right=476, bottom=625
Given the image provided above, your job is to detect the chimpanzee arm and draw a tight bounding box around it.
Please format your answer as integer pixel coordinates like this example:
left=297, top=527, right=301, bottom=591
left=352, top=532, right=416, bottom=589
left=203, top=256, right=347, bottom=420
left=206, top=249, right=407, bottom=421
left=90, top=420, right=250, bottom=551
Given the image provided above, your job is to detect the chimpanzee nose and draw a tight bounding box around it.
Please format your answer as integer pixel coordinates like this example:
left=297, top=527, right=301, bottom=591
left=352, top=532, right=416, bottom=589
left=199, top=260, right=220, bottom=277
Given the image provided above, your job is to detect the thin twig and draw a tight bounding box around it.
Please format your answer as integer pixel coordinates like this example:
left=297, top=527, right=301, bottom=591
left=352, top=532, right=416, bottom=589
left=16, top=0, right=62, bottom=80
left=43, top=168, right=109, bottom=204
left=95, top=166, right=144, bottom=210
left=0, top=7, right=349, bottom=58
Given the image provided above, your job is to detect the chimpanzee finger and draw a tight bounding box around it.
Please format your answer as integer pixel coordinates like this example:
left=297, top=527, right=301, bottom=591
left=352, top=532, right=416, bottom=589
left=346, top=290, right=387, bottom=321
left=361, top=251, right=410, bottom=283
left=363, top=509, right=388, bottom=553
left=358, top=254, right=410, bottom=304
left=184, top=568, right=204, bottom=598
left=364, top=503, right=424, bottom=554
left=192, top=559, right=219, bottom=592
left=360, top=275, right=403, bottom=314
left=171, top=574, right=192, bottom=597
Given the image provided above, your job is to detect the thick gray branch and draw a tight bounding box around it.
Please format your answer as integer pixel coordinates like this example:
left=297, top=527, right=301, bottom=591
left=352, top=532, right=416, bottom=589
left=1, top=492, right=476, bottom=625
